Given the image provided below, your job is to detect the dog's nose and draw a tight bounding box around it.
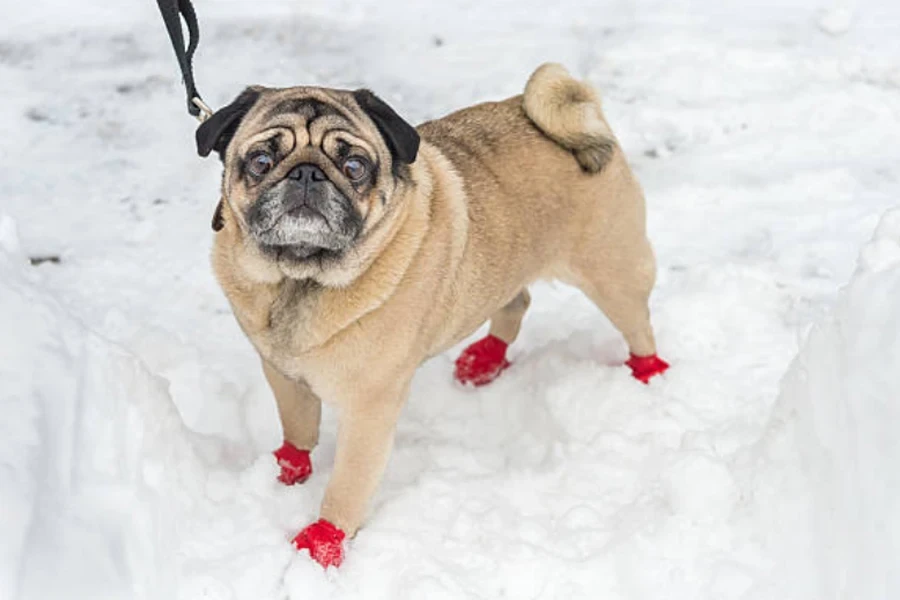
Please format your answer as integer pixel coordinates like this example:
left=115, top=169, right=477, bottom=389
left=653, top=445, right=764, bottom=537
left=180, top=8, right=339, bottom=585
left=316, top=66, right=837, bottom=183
left=288, top=164, right=327, bottom=183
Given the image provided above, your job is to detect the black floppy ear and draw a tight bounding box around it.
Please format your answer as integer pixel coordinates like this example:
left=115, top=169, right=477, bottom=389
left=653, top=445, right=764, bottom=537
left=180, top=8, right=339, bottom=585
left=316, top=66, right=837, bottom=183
left=352, top=89, right=420, bottom=164
left=196, top=88, right=260, bottom=160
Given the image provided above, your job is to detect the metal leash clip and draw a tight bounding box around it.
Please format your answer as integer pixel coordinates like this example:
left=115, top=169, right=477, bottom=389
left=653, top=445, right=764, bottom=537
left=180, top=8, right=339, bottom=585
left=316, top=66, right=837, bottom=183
left=191, top=97, right=213, bottom=123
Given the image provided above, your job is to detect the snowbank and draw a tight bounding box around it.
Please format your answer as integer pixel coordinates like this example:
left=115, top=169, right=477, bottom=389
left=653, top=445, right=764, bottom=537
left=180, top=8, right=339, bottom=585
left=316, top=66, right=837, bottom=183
left=764, top=208, right=900, bottom=600
left=0, top=214, right=177, bottom=598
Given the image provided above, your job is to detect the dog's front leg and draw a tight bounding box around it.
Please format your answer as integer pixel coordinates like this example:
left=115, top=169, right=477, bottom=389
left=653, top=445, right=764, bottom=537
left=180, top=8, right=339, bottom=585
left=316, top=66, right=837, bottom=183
left=291, top=378, right=410, bottom=568
left=263, top=360, right=321, bottom=485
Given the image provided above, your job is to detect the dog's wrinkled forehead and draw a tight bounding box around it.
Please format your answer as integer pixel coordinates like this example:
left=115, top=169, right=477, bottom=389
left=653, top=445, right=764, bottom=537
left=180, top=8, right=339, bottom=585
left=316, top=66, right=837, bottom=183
left=241, top=88, right=369, bottom=149
left=196, top=86, right=420, bottom=166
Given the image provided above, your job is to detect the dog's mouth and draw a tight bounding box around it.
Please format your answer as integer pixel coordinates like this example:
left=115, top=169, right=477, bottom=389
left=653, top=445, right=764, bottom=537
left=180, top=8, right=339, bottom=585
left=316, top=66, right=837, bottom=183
left=260, top=242, right=341, bottom=262
left=254, top=210, right=352, bottom=263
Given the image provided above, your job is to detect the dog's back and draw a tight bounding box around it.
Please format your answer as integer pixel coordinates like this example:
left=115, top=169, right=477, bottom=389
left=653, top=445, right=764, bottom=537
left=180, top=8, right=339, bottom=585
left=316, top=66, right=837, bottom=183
left=415, top=63, right=645, bottom=277
left=419, top=63, right=617, bottom=179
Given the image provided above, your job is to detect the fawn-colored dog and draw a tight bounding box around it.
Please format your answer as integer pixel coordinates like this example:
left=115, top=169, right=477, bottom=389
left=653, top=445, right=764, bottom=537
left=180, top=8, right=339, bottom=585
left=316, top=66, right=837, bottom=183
left=199, top=63, right=668, bottom=567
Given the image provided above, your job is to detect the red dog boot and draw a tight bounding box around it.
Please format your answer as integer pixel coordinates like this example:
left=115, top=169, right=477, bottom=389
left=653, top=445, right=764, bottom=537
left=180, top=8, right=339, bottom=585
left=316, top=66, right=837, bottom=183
left=292, top=519, right=346, bottom=568
left=454, top=334, right=511, bottom=386
left=626, top=353, right=670, bottom=384
left=273, top=441, right=312, bottom=485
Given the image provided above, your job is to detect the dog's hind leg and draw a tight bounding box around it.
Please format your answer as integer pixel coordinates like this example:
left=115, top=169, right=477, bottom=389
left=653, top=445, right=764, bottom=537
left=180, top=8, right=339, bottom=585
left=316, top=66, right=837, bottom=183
left=454, top=289, right=531, bottom=386
left=263, top=360, right=322, bottom=485
left=570, top=238, right=668, bottom=383
left=488, top=288, right=531, bottom=344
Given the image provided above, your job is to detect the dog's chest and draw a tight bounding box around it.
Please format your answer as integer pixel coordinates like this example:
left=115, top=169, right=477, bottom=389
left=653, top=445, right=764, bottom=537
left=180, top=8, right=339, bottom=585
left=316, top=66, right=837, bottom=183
left=237, top=280, right=363, bottom=379
left=227, top=280, right=311, bottom=364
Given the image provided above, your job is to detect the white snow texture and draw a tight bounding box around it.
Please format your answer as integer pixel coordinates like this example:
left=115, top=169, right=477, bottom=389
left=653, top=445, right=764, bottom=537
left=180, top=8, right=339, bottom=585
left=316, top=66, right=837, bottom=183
left=1, top=0, right=899, bottom=598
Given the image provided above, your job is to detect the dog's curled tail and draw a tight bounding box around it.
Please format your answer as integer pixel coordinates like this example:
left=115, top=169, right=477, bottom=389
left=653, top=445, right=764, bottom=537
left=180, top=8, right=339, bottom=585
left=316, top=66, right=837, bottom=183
left=523, top=63, right=617, bottom=173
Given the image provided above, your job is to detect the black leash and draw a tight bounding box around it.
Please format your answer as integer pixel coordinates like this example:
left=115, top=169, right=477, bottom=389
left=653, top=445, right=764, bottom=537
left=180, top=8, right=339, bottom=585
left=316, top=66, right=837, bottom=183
left=156, top=0, right=213, bottom=121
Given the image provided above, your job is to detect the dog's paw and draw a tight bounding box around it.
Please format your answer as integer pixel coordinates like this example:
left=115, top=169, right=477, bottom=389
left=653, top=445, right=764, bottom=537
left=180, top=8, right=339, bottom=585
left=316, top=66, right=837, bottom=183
left=454, top=334, right=511, bottom=386
left=626, top=353, right=670, bottom=383
left=273, top=441, right=313, bottom=485
left=292, top=519, right=346, bottom=568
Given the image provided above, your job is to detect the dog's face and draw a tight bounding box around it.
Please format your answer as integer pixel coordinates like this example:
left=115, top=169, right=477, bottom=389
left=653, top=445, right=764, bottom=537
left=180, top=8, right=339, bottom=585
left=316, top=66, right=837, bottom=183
left=198, top=86, right=419, bottom=284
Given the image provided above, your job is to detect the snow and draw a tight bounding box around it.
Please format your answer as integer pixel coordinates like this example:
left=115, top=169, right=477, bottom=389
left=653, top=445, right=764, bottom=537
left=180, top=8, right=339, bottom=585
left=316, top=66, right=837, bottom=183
left=1, top=0, right=899, bottom=598
left=764, top=208, right=900, bottom=599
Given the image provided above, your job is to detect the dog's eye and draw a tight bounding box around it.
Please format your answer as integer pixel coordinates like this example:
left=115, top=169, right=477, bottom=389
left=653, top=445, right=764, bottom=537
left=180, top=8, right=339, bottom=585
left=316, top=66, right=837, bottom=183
left=342, top=157, right=369, bottom=182
left=247, top=152, right=274, bottom=177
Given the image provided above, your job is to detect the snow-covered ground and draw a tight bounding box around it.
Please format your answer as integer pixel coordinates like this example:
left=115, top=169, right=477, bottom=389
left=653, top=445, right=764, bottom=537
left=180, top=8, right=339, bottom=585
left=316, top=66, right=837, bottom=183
left=2, top=0, right=899, bottom=598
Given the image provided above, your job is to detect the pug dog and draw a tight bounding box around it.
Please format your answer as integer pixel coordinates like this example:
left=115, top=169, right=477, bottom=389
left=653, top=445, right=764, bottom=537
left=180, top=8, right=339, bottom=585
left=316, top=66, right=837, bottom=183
left=198, top=63, right=669, bottom=568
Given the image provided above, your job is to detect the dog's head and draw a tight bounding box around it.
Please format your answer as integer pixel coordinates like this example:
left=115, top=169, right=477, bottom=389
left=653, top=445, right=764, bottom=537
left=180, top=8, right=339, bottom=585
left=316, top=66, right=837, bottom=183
left=199, top=85, right=419, bottom=284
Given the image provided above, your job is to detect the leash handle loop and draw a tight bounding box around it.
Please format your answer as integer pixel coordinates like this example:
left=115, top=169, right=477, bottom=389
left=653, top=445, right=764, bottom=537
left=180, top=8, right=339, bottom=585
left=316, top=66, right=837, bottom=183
left=156, top=0, right=211, bottom=121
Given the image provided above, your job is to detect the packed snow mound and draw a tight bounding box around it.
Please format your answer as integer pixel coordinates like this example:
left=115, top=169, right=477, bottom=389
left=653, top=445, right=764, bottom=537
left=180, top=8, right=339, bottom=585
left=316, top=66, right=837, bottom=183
left=0, top=215, right=177, bottom=598
left=775, top=207, right=900, bottom=600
